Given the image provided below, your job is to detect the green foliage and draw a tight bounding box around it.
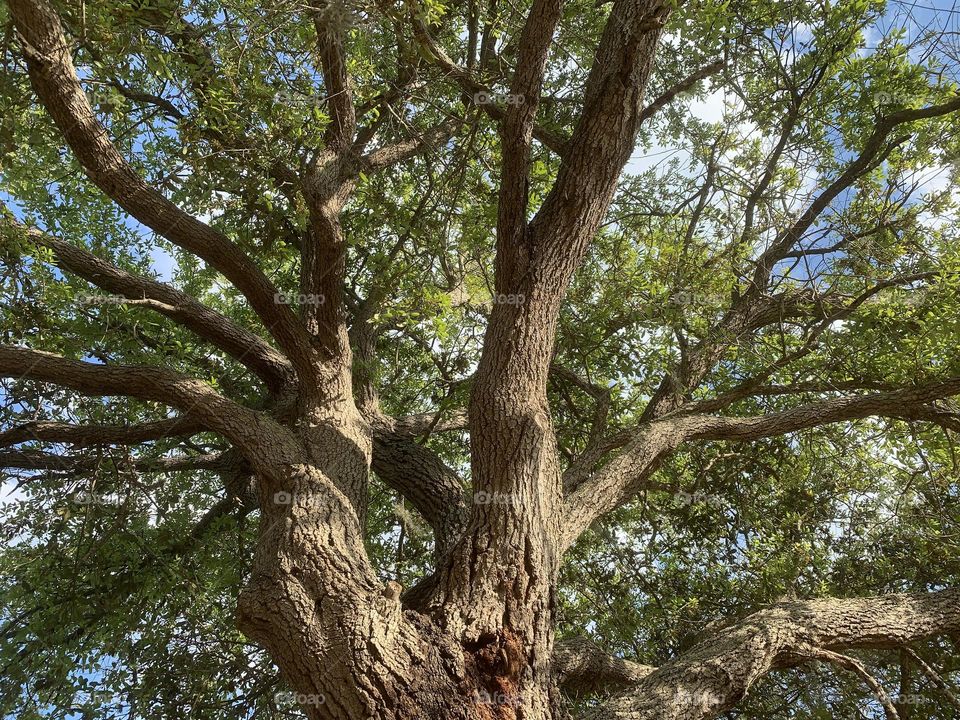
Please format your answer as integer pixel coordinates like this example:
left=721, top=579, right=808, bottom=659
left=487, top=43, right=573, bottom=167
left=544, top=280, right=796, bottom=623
left=2, top=0, right=960, bottom=717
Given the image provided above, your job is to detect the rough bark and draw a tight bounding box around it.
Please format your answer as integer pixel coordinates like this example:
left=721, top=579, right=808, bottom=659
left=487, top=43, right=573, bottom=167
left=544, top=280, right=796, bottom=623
left=584, top=589, right=960, bottom=720
left=6, top=1, right=960, bottom=719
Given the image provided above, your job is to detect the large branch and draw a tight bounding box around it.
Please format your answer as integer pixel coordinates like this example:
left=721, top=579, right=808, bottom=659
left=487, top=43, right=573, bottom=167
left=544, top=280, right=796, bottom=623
left=679, top=378, right=960, bottom=443
left=562, top=377, right=960, bottom=545
left=9, top=0, right=314, bottom=379
left=494, top=0, right=563, bottom=251
left=10, top=219, right=295, bottom=393
left=409, top=12, right=567, bottom=154
left=0, top=346, right=300, bottom=478
left=0, top=449, right=232, bottom=473
left=0, top=417, right=206, bottom=448
left=313, top=4, right=356, bottom=151
left=371, top=428, right=469, bottom=558
left=583, top=588, right=960, bottom=720
left=428, top=0, right=673, bottom=633
left=554, top=637, right=657, bottom=697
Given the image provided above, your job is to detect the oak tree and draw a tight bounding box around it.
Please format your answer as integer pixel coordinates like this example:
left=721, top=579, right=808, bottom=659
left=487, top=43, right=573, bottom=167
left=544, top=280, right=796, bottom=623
left=2, top=0, right=960, bottom=718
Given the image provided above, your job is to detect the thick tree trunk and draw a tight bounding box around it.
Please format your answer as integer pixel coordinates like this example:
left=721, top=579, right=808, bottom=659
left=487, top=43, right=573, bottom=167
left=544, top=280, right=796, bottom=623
left=236, top=472, right=565, bottom=720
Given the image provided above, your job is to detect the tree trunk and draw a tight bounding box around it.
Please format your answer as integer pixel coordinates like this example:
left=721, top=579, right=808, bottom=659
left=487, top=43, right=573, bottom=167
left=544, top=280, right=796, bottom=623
left=236, top=482, right=566, bottom=720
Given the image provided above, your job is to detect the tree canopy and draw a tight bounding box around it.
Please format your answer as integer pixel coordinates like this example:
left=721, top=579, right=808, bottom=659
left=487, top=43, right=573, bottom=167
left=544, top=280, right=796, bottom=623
left=2, top=0, right=960, bottom=718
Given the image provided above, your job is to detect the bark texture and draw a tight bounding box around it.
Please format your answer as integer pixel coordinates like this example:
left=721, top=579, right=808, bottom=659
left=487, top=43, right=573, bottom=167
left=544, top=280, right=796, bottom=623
left=4, top=0, right=960, bottom=718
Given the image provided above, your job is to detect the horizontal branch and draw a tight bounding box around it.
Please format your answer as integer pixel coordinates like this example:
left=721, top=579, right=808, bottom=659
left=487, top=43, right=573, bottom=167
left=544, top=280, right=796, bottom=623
left=0, top=416, right=206, bottom=448
left=563, top=376, right=960, bottom=545
left=359, top=118, right=463, bottom=172
left=0, top=345, right=299, bottom=477
left=585, top=587, right=960, bottom=720
left=389, top=408, right=470, bottom=437
left=554, top=637, right=656, bottom=697
left=0, top=449, right=232, bottom=473
left=680, top=378, right=960, bottom=443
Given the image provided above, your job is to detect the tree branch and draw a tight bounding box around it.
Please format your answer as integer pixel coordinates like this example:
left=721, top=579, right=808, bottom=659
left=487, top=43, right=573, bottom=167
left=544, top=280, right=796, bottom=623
left=562, top=376, right=960, bottom=545
left=371, top=427, right=469, bottom=558
left=584, top=588, right=960, bottom=720
left=554, top=636, right=656, bottom=697
left=800, top=648, right=900, bottom=720
left=0, top=449, right=233, bottom=473
left=408, top=9, right=567, bottom=154
left=9, top=219, right=295, bottom=393
left=9, top=0, right=315, bottom=380
left=638, top=59, right=725, bottom=123
left=0, top=417, right=206, bottom=448
left=0, top=345, right=300, bottom=478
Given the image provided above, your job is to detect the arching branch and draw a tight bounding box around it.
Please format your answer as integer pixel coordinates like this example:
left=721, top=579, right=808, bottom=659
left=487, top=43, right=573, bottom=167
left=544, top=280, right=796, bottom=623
left=8, top=218, right=294, bottom=393
left=583, top=588, right=960, bottom=720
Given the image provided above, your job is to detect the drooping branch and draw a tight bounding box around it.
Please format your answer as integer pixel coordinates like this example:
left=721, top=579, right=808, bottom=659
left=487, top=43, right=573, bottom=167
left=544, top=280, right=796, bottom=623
left=8, top=0, right=315, bottom=380
left=800, top=648, right=901, bottom=720
left=371, top=427, right=469, bottom=558
left=901, top=646, right=960, bottom=711
left=584, top=588, right=960, bottom=720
